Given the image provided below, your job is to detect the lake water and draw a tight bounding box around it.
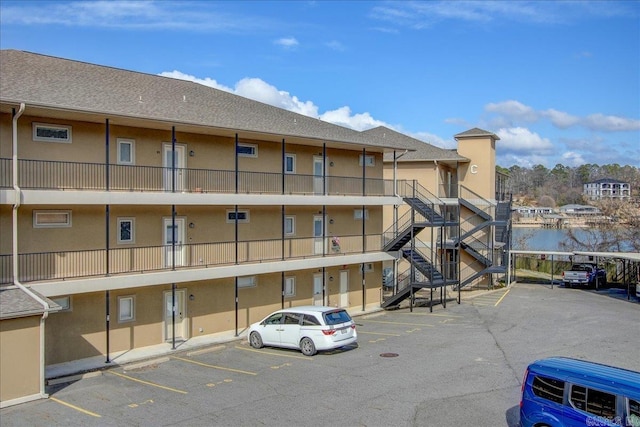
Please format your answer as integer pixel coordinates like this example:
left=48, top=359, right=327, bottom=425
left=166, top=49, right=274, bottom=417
left=511, top=227, right=589, bottom=251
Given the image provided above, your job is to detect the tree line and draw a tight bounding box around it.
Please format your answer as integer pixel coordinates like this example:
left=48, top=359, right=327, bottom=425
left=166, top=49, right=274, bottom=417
left=497, top=163, right=640, bottom=207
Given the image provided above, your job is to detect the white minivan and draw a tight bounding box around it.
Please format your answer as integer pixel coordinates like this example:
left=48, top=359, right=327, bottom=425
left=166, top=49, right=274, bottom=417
left=247, top=306, right=357, bottom=356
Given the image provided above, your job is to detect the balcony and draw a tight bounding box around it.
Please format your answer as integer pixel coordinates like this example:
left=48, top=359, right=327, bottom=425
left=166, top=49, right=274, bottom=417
left=0, top=158, right=395, bottom=196
left=0, top=234, right=384, bottom=285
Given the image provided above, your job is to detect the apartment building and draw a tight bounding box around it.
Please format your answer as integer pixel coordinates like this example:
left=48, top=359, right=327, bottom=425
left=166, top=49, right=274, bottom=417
left=583, top=178, right=631, bottom=201
left=0, top=50, right=509, bottom=407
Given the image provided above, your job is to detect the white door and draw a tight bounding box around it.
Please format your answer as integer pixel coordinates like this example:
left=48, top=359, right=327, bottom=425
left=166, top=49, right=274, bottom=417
left=163, top=144, right=186, bottom=192
left=164, top=217, right=186, bottom=267
left=164, top=289, right=187, bottom=341
left=313, top=215, right=325, bottom=255
left=313, top=156, right=324, bottom=195
left=313, top=274, right=324, bottom=306
left=339, top=270, right=349, bottom=308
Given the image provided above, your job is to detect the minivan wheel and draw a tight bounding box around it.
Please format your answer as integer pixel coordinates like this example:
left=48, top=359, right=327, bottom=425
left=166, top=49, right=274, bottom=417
left=249, top=331, right=263, bottom=349
left=300, top=337, right=316, bottom=356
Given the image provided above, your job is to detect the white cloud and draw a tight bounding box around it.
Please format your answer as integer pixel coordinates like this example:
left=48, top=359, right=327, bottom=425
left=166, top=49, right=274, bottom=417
left=159, top=70, right=234, bottom=92
left=583, top=113, right=640, bottom=132
left=541, top=109, right=580, bottom=128
left=275, top=37, right=299, bottom=48
left=495, top=127, right=554, bottom=153
left=234, top=78, right=318, bottom=117
left=561, top=151, right=586, bottom=167
left=319, top=106, right=387, bottom=131
left=485, top=100, right=538, bottom=123
left=325, top=40, right=346, bottom=51
left=161, top=70, right=392, bottom=132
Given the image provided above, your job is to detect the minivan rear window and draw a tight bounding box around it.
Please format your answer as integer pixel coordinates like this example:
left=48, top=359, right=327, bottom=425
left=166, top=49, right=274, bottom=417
left=532, top=375, right=565, bottom=404
left=323, top=310, right=352, bottom=326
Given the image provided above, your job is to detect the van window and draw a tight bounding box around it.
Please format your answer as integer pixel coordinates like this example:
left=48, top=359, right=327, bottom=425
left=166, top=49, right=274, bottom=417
left=570, top=384, right=616, bottom=419
left=628, top=398, right=640, bottom=427
left=532, top=375, right=565, bottom=404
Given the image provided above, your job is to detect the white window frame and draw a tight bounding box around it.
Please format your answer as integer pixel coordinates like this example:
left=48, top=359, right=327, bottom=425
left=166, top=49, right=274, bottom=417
left=284, top=215, right=296, bottom=236
left=359, top=154, right=375, bottom=167
left=238, top=276, right=257, bottom=288
left=51, top=296, right=71, bottom=312
left=284, top=277, right=296, bottom=297
left=117, top=138, right=135, bottom=165
left=117, top=217, right=135, bottom=244
left=237, top=143, right=258, bottom=158
left=33, top=122, right=72, bottom=143
left=284, top=153, right=296, bottom=173
left=118, top=296, right=135, bottom=322
left=354, top=209, right=369, bottom=220
left=33, top=210, right=72, bottom=228
left=227, top=210, right=250, bottom=223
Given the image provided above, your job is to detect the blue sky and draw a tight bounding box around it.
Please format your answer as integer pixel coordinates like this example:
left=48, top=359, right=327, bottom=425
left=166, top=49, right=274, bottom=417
left=1, top=1, right=639, bottom=168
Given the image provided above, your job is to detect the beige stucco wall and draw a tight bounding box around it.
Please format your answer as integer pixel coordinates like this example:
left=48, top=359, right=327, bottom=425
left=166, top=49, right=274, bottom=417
left=456, top=135, right=496, bottom=200
left=45, top=263, right=382, bottom=365
left=0, top=316, right=41, bottom=403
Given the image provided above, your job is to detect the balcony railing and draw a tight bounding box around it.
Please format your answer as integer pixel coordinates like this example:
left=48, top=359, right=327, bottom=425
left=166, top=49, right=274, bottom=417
left=0, top=234, right=383, bottom=284
left=0, top=158, right=396, bottom=196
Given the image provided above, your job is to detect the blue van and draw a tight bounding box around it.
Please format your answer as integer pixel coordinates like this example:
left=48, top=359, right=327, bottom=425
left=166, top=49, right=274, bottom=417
left=520, top=357, right=640, bottom=427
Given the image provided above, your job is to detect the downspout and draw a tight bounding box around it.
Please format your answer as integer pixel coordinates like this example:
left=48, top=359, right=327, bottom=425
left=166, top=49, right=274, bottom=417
left=12, top=103, right=51, bottom=399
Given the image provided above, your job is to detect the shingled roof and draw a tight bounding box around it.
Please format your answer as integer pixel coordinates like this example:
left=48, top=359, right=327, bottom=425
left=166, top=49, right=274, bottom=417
left=0, top=50, right=414, bottom=152
left=454, top=127, right=500, bottom=140
left=363, top=126, right=469, bottom=162
left=0, top=287, right=60, bottom=320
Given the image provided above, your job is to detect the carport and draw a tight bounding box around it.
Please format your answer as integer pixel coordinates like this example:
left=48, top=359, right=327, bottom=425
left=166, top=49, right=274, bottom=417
left=508, top=250, right=640, bottom=299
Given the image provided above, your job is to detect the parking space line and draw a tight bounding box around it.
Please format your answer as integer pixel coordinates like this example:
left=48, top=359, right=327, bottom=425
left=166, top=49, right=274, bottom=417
left=108, top=370, right=188, bottom=394
left=405, top=312, right=464, bottom=318
left=357, top=331, right=402, bottom=336
left=494, top=289, right=511, bottom=306
left=49, top=396, right=101, bottom=418
left=172, top=355, right=257, bottom=375
left=364, top=320, right=435, bottom=327
left=234, top=345, right=311, bottom=360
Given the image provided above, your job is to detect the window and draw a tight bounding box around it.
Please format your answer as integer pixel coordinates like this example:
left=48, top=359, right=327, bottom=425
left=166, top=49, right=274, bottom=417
left=237, top=143, right=257, bottom=158
left=284, top=313, right=301, bottom=325
left=118, top=296, right=135, bottom=322
left=34, top=210, right=71, bottom=228
left=238, top=276, right=256, bottom=288
left=354, top=209, right=369, bottom=220
left=302, top=314, right=320, bottom=326
left=285, top=153, right=296, bottom=173
left=284, top=216, right=296, bottom=235
left=360, top=263, right=374, bottom=273
left=284, top=277, right=296, bottom=297
left=117, top=138, right=135, bottom=165
left=117, top=218, right=135, bottom=244
left=629, top=399, right=640, bottom=427
left=51, top=296, right=71, bottom=312
left=532, top=376, right=565, bottom=404
left=227, top=210, right=250, bottom=223
left=359, top=154, right=375, bottom=167
left=33, top=123, right=72, bottom=143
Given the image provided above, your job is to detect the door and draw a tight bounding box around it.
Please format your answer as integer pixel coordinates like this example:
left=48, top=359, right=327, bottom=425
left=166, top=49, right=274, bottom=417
left=259, top=312, right=284, bottom=346
left=339, top=270, right=349, bottom=308
left=163, top=143, right=186, bottom=192
left=164, top=217, right=186, bottom=267
left=280, top=313, right=302, bottom=347
left=313, top=274, right=324, bottom=306
left=313, top=156, right=324, bottom=195
left=313, top=215, right=325, bottom=255
left=164, top=289, right=187, bottom=341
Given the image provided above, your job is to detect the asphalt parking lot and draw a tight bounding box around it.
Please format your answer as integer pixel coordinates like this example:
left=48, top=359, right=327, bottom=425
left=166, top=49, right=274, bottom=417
left=2, top=283, right=639, bottom=427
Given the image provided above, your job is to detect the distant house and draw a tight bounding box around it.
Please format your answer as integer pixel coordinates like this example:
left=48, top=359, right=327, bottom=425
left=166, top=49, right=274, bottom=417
left=583, top=178, right=631, bottom=201
left=513, top=206, right=554, bottom=217
left=559, top=204, right=601, bottom=216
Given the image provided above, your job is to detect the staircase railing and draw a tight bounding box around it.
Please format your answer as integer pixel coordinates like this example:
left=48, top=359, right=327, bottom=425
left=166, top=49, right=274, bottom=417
left=459, top=185, right=494, bottom=219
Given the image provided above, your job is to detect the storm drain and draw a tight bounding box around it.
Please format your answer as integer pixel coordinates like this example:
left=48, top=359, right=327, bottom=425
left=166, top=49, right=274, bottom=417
left=379, top=352, right=399, bottom=358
